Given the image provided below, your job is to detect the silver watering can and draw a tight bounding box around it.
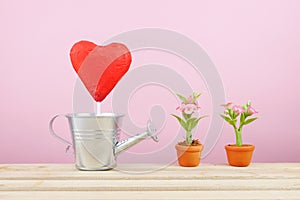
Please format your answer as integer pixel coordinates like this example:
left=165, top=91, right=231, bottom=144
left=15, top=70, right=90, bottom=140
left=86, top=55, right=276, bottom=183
left=49, top=113, right=158, bottom=170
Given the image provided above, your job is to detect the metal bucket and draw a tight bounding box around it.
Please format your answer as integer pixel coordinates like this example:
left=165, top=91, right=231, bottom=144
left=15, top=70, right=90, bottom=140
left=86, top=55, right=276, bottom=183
left=49, top=113, right=123, bottom=170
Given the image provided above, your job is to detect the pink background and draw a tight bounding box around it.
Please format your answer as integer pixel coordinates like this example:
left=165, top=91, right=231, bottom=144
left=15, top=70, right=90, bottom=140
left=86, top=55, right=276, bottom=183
left=0, top=0, right=299, bottom=164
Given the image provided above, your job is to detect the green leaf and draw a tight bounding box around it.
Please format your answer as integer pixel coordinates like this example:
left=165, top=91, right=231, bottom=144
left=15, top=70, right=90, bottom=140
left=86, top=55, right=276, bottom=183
left=220, top=114, right=236, bottom=126
left=187, top=115, right=208, bottom=131
left=240, top=112, right=245, bottom=124
left=186, top=117, right=197, bottom=131
left=171, top=114, right=188, bottom=131
left=228, top=109, right=234, bottom=119
left=242, top=117, right=258, bottom=125
left=182, top=112, right=191, bottom=120
left=220, top=114, right=231, bottom=122
left=191, top=119, right=200, bottom=130
left=176, top=93, right=188, bottom=104
left=192, top=92, right=201, bottom=102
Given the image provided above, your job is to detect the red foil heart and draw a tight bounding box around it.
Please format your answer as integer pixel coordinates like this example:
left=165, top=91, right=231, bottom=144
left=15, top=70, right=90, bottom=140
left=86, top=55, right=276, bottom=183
left=70, top=41, right=132, bottom=102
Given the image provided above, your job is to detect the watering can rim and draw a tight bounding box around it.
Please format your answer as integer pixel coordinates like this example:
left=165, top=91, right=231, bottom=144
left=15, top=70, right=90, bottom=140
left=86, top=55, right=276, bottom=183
left=65, top=112, right=124, bottom=118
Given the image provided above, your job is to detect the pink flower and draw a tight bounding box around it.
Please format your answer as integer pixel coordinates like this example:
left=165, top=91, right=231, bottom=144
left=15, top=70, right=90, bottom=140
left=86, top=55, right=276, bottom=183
left=187, top=95, right=193, bottom=104
left=247, top=106, right=258, bottom=115
left=232, top=105, right=245, bottom=115
left=176, top=100, right=201, bottom=115
left=183, top=104, right=197, bottom=114
left=221, top=102, right=233, bottom=109
left=176, top=102, right=185, bottom=112
left=194, top=101, right=201, bottom=109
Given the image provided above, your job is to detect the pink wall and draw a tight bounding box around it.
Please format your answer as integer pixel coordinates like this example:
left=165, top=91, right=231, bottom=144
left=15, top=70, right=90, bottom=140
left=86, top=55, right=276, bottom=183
left=0, top=0, right=299, bottom=164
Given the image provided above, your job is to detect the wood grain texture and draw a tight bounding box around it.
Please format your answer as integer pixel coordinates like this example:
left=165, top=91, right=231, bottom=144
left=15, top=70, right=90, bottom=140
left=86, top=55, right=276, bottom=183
left=0, top=163, right=299, bottom=199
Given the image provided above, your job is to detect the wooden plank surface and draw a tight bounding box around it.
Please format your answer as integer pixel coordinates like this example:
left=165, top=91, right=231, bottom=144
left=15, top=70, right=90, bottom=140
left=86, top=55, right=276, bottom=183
left=1, top=191, right=300, bottom=200
left=0, top=163, right=299, bottom=199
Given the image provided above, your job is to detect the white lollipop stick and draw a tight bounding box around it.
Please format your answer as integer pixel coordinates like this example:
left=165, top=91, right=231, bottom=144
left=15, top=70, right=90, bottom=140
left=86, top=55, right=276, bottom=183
left=96, top=102, right=101, bottom=116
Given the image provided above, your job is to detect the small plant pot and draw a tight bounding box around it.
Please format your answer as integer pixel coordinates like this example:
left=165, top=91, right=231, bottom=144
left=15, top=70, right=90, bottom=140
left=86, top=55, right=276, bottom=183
left=175, top=143, right=203, bottom=167
left=225, top=144, right=255, bottom=167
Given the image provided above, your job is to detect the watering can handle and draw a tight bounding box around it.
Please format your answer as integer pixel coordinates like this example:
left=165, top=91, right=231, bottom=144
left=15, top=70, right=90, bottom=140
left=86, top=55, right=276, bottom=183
left=49, top=114, right=73, bottom=146
left=147, top=120, right=159, bottom=142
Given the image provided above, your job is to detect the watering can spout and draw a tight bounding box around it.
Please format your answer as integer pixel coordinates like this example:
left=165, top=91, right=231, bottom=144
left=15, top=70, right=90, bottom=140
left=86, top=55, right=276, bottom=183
left=115, top=120, right=159, bottom=155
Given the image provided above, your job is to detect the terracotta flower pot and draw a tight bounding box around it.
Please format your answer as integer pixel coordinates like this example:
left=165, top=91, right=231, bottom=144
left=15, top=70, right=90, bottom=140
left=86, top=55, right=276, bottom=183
left=175, top=143, right=203, bottom=167
left=225, top=144, right=255, bottom=167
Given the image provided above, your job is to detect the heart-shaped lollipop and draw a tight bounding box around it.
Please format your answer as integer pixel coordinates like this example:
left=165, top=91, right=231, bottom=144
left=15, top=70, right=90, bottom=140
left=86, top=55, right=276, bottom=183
left=70, top=40, right=132, bottom=102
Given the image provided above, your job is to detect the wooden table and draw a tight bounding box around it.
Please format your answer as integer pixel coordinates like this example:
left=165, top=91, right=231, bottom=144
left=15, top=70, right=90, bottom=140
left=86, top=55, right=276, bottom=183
left=0, top=163, right=299, bottom=199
